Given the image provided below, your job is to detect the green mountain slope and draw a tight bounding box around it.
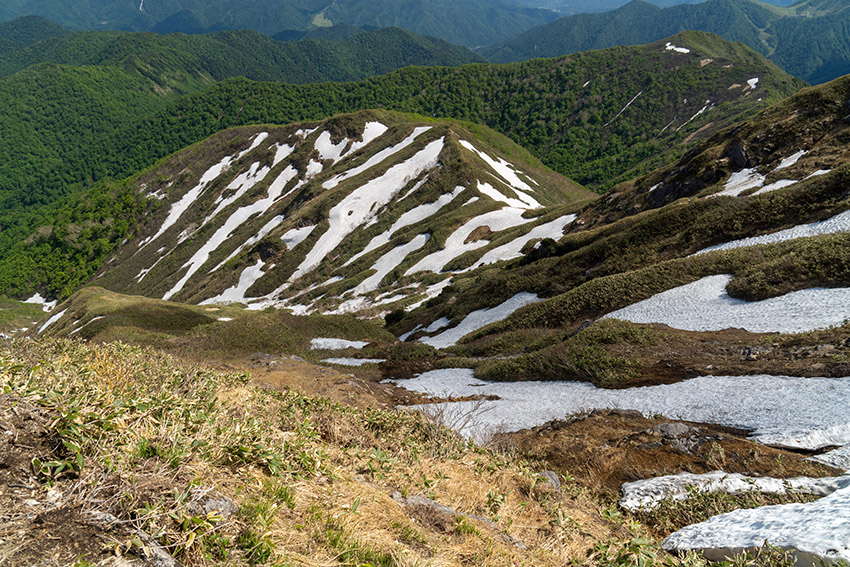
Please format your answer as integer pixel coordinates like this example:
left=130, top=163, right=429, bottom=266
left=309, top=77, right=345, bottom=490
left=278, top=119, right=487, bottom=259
left=51, top=111, right=593, bottom=311
left=0, top=0, right=559, bottom=47
left=110, top=31, right=802, bottom=193
left=0, top=26, right=483, bottom=81
left=481, top=0, right=850, bottom=84
left=0, top=32, right=801, bottom=300
left=0, top=14, right=69, bottom=45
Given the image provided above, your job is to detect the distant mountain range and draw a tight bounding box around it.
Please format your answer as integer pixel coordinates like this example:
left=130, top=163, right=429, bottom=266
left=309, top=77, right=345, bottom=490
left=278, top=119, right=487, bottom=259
left=0, top=0, right=560, bottom=47
left=482, top=0, right=850, bottom=84
left=514, top=0, right=794, bottom=14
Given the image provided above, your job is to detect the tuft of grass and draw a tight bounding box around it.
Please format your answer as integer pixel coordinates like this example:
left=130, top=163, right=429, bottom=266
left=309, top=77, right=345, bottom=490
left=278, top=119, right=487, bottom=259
left=476, top=320, right=657, bottom=387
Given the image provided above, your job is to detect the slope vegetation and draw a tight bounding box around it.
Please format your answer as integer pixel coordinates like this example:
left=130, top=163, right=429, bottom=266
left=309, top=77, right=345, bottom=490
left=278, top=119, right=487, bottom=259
left=387, top=72, right=850, bottom=384
left=482, top=0, right=850, bottom=84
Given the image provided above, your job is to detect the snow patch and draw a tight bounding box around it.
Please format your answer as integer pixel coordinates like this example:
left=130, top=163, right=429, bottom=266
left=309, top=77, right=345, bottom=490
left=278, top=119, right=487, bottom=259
left=694, top=209, right=850, bottom=255
left=24, top=293, right=56, bottom=312
left=351, top=234, right=429, bottom=296
left=420, top=292, right=539, bottom=348
left=604, top=274, right=850, bottom=333
left=322, top=358, right=385, bottom=366
left=201, top=260, right=268, bottom=305
left=620, top=471, right=849, bottom=512
left=405, top=278, right=453, bottom=312
left=405, top=207, right=531, bottom=275
left=424, top=317, right=450, bottom=333
left=323, top=126, right=430, bottom=189
left=665, top=41, right=691, bottom=54
left=662, top=484, right=850, bottom=566
left=464, top=214, right=576, bottom=271
left=476, top=181, right=541, bottom=210
left=747, top=77, right=759, bottom=89
left=281, top=226, right=316, bottom=250
left=775, top=150, right=806, bottom=171
left=310, top=338, right=369, bottom=350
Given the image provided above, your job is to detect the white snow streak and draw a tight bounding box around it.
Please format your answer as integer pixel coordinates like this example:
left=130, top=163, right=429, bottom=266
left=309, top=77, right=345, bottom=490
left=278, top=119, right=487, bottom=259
left=464, top=214, right=576, bottom=271
left=605, top=91, right=643, bottom=126
left=323, top=127, right=430, bottom=189
left=420, top=292, right=540, bottom=348
left=352, top=234, right=430, bottom=295
left=281, top=226, right=316, bottom=250
left=37, top=309, right=66, bottom=334
left=201, top=260, right=268, bottom=305
left=405, top=207, right=531, bottom=275
left=290, top=138, right=444, bottom=282
left=695, top=209, right=850, bottom=255
left=345, top=186, right=464, bottom=266
left=141, top=133, right=269, bottom=248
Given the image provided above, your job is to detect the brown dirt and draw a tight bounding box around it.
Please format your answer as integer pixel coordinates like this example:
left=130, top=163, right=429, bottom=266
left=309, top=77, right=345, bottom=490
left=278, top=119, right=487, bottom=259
left=495, top=409, right=841, bottom=498
left=605, top=324, right=850, bottom=388
left=205, top=353, right=431, bottom=410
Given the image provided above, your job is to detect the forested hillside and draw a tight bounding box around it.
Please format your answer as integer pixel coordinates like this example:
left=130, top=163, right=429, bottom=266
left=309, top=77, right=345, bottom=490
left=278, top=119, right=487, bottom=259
left=482, top=0, right=850, bottom=84
left=0, top=0, right=559, bottom=47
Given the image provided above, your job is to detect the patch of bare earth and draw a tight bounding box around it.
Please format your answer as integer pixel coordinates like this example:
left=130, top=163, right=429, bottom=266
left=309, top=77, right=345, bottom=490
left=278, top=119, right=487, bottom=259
left=495, top=409, right=840, bottom=498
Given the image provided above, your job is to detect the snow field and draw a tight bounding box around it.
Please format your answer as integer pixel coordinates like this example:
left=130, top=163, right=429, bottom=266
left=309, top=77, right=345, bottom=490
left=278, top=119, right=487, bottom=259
left=390, top=370, right=850, bottom=454
left=695, top=209, right=850, bottom=255
left=620, top=471, right=849, bottom=512
left=476, top=181, right=540, bottom=210
left=405, top=207, right=532, bottom=275
left=603, top=274, right=850, bottom=333
left=290, top=138, right=445, bottom=282
left=420, top=292, right=540, bottom=348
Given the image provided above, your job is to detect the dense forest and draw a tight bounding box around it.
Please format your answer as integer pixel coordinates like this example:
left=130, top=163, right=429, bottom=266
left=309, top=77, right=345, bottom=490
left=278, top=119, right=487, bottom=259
left=0, top=0, right=559, bottom=47
left=481, top=0, right=850, bottom=84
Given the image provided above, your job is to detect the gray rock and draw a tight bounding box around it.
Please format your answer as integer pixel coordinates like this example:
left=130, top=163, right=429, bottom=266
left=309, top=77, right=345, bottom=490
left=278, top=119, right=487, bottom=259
left=187, top=488, right=238, bottom=519
left=538, top=470, right=561, bottom=492
left=650, top=422, right=698, bottom=438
